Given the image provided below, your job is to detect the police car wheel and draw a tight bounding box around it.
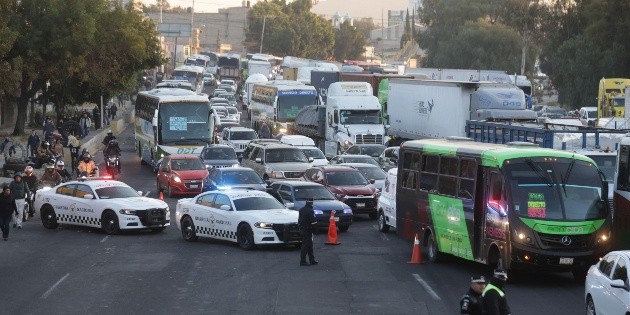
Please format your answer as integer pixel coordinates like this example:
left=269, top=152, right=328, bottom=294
left=237, top=224, right=255, bottom=250
left=101, top=210, right=120, bottom=235
left=585, top=296, right=596, bottom=315
left=181, top=216, right=198, bottom=242
left=41, top=205, right=59, bottom=229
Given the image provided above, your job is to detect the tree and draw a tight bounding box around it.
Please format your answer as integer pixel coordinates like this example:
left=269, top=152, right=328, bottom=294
left=334, top=21, right=367, bottom=61
left=353, top=18, right=377, bottom=39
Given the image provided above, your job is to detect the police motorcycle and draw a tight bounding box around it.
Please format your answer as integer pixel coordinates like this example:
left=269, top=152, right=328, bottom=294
left=103, top=140, right=121, bottom=180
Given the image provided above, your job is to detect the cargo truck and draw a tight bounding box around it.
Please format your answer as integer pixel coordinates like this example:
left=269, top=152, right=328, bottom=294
left=247, top=60, right=273, bottom=79
left=387, top=79, right=535, bottom=141
left=598, top=78, right=630, bottom=118
left=217, top=53, right=241, bottom=83
left=290, top=82, right=386, bottom=157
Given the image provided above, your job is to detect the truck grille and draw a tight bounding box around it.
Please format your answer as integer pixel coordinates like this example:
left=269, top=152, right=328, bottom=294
left=537, top=232, right=592, bottom=249
left=354, top=134, right=383, bottom=144
left=136, top=208, right=167, bottom=226
left=284, top=172, right=304, bottom=179
left=272, top=223, right=301, bottom=242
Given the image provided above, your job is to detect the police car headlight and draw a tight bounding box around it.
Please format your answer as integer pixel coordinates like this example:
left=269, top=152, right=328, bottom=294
left=313, top=210, right=323, bottom=215
left=119, top=209, right=136, bottom=215
left=254, top=222, right=274, bottom=229
left=231, top=163, right=239, bottom=167
left=343, top=208, right=352, bottom=214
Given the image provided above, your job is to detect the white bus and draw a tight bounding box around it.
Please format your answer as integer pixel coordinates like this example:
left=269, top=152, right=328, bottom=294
left=172, top=65, right=204, bottom=94
left=249, top=80, right=319, bottom=134
left=185, top=54, right=211, bottom=69
left=134, top=88, right=217, bottom=167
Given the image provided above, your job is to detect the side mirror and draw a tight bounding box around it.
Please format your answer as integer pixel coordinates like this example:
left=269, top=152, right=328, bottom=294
left=610, top=279, right=629, bottom=290
left=308, top=157, right=314, bottom=163
left=369, top=179, right=376, bottom=184
left=285, top=202, right=295, bottom=209
left=220, top=205, right=232, bottom=211
left=137, top=191, right=143, bottom=196
left=151, top=117, right=158, bottom=127
left=255, top=158, right=262, bottom=163
left=83, top=194, right=94, bottom=199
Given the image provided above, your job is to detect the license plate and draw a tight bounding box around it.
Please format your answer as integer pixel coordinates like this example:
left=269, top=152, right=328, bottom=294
left=334, top=217, right=339, bottom=222
left=190, top=185, right=198, bottom=189
left=356, top=203, right=365, bottom=208
left=559, top=257, right=574, bottom=265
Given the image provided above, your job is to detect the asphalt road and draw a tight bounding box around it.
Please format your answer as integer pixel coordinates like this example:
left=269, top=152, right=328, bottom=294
left=0, top=88, right=587, bottom=314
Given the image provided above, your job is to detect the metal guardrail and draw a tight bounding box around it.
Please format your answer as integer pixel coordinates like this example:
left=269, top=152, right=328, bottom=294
left=466, top=120, right=629, bottom=149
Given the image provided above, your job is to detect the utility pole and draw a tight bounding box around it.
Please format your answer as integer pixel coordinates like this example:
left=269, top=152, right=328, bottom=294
left=260, top=16, right=267, bottom=54
left=190, top=0, right=195, bottom=52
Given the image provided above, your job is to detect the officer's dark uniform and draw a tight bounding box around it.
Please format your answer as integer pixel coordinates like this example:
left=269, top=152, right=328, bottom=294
left=298, top=199, right=318, bottom=266
left=482, top=271, right=512, bottom=315
left=460, top=275, right=486, bottom=315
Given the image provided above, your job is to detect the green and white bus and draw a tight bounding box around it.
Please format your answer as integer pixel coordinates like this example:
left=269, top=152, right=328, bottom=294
left=249, top=80, right=318, bottom=134
left=396, top=138, right=612, bottom=278
left=135, top=88, right=216, bottom=167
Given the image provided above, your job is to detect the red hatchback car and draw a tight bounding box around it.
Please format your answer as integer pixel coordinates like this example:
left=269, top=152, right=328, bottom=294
left=303, top=165, right=379, bottom=219
left=157, top=155, right=209, bottom=197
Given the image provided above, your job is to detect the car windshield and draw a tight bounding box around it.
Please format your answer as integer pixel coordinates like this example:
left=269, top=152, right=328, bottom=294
left=356, top=166, right=386, bottom=180
left=343, top=157, right=379, bottom=166
left=265, top=148, right=308, bottom=163
left=213, top=90, right=226, bottom=96
left=217, top=123, right=239, bottom=132
left=326, top=171, right=368, bottom=186
left=587, top=111, right=597, bottom=118
left=301, top=148, right=326, bottom=159
left=95, top=186, right=140, bottom=199
left=233, top=196, right=285, bottom=211
left=588, top=155, right=616, bottom=183
left=547, top=107, right=565, bottom=115
left=340, top=110, right=380, bottom=124
left=231, top=131, right=257, bottom=140
left=219, top=94, right=236, bottom=102
left=221, top=170, right=263, bottom=185
left=214, top=108, right=228, bottom=116
left=158, top=102, right=211, bottom=145
left=294, top=186, right=336, bottom=200
left=226, top=107, right=238, bottom=115
left=359, top=145, right=385, bottom=157
left=171, top=158, right=205, bottom=171
left=505, top=158, right=608, bottom=221
left=202, top=147, right=236, bottom=160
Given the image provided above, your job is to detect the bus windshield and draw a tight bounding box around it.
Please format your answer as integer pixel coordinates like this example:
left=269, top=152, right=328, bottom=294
left=505, top=158, right=608, bottom=221
left=277, top=95, right=317, bottom=121
left=340, top=110, right=380, bottom=124
left=158, top=102, right=211, bottom=145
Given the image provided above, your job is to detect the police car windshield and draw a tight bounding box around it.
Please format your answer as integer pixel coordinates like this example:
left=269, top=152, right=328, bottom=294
left=233, top=196, right=285, bottom=211
left=95, top=186, right=140, bottom=199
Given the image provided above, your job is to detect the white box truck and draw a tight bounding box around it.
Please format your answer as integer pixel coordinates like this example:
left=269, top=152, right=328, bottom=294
left=247, top=60, right=273, bottom=79
left=387, top=79, right=536, bottom=140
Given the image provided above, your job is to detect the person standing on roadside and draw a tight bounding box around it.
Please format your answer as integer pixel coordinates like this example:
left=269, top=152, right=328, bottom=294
left=110, top=103, right=118, bottom=120
left=460, top=275, right=486, bottom=315
left=482, top=270, right=512, bottom=315
left=42, top=117, right=56, bottom=142
left=79, top=112, right=92, bottom=138
left=298, top=198, right=318, bottom=266
left=0, top=186, right=17, bottom=241
left=27, top=130, right=40, bottom=158
left=9, top=173, right=27, bottom=229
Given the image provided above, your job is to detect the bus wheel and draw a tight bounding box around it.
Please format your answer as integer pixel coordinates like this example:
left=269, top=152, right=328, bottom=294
left=426, top=232, right=442, bottom=263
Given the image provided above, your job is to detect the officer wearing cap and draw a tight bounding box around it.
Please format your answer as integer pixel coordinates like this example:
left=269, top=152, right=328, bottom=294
left=482, top=269, right=512, bottom=315
left=460, top=275, right=486, bottom=315
left=298, top=198, right=318, bottom=266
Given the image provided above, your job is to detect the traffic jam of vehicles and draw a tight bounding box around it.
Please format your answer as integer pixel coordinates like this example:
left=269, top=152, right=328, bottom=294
left=30, top=53, right=630, bottom=313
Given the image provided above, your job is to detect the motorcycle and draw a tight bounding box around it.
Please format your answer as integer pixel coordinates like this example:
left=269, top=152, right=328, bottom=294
left=105, top=154, right=120, bottom=179
left=77, top=168, right=99, bottom=179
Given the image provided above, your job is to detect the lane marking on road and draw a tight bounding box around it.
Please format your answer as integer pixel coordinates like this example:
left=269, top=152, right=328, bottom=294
left=41, top=273, right=70, bottom=299
left=372, top=225, right=390, bottom=241
left=412, top=273, right=441, bottom=300
left=100, top=235, right=109, bottom=243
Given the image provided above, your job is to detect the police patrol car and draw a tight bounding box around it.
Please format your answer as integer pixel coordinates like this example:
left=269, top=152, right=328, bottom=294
left=175, top=189, right=301, bottom=250
left=34, top=179, right=169, bottom=234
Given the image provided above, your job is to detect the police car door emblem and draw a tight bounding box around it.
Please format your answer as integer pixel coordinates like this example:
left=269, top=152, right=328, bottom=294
left=561, top=236, right=572, bottom=246
left=209, top=215, right=215, bottom=226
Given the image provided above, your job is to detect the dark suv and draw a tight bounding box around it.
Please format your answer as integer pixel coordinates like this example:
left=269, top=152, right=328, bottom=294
left=240, top=140, right=313, bottom=182
left=303, top=165, right=379, bottom=219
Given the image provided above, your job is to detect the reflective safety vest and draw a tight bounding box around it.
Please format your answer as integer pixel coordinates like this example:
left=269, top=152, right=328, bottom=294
left=482, top=283, right=505, bottom=297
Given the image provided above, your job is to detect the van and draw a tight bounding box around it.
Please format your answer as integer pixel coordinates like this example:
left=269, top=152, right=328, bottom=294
left=579, top=107, right=598, bottom=126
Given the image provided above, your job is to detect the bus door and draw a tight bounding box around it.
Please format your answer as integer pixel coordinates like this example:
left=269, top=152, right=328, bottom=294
left=614, top=144, right=630, bottom=249
left=472, top=165, right=485, bottom=260
left=483, top=169, right=509, bottom=262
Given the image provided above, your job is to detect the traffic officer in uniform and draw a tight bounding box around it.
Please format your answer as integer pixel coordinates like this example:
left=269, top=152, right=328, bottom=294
left=298, top=198, right=318, bottom=266
left=482, top=269, right=512, bottom=315
left=460, top=275, right=486, bottom=315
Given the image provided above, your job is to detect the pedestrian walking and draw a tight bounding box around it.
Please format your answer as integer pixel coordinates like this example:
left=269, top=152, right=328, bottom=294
left=482, top=270, right=512, bottom=315
left=0, top=186, right=17, bottom=241
left=79, top=112, right=92, bottom=138
left=43, top=117, right=55, bottom=142
left=259, top=121, right=271, bottom=139
left=460, top=275, right=486, bottom=315
left=9, top=173, right=27, bottom=229
left=110, top=103, right=118, bottom=120
left=27, top=130, right=41, bottom=158
left=298, top=198, right=318, bottom=266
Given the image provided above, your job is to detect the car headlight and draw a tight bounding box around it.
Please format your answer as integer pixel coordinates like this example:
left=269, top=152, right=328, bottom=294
left=513, top=230, right=534, bottom=245
left=375, top=191, right=381, bottom=198
left=334, top=193, right=346, bottom=199
left=313, top=209, right=323, bottom=215
left=597, top=231, right=611, bottom=244
left=173, top=175, right=182, bottom=183
left=119, top=209, right=136, bottom=215
left=254, top=222, right=274, bottom=229
left=279, top=128, right=287, bottom=133
left=343, top=208, right=352, bottom=214
left=205, top=164, right=211, bottom=168
left=165, top=206, right=170, bottom=213
left=343, top=140, right=353, bottom=147
left=270, top=171, right=285, bottom=179
left=231, top=163, right=239, bottom=167
left=160, top=153, right=165, bottom=158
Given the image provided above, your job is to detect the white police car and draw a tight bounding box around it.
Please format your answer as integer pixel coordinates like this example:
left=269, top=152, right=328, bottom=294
left=34, top=179, right=169, bottom=234
left=175, top=189, right=301, bottom=250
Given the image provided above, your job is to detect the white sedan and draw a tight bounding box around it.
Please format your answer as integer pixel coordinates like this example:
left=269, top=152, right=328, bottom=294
left=585, top=250, right=630, bottom=315
left=175, top=190, right=301, bottom=250
left=34, top=179, right=169, bottom=234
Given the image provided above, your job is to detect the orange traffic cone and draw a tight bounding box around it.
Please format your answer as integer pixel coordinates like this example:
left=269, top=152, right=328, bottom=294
left=159, top=191, right=164, bottom=201
left=408, top=233, right=424, bottom=264
left=325, top=210, right=340, bottom=245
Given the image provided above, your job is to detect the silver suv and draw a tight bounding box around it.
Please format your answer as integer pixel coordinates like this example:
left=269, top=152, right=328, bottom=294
left=241, top=140, right=313, bottom=181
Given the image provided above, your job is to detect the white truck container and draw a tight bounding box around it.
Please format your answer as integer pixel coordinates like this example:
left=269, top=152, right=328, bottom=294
left=387, top=79, right=536, bottom=139
left=248, top=60, right=273, bottom=79
left=243, top=73, right=268, bottom=109
left=324, top=82, right=387, bottom=156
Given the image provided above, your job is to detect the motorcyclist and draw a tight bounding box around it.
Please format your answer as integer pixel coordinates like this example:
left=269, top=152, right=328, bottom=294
left=55, top=160, right=72, bottom=182
left=77, top=153, right=98, bottom=177
left=104, top=139, right=122, bottom=172
left=102, top=130, right=116, bottom=146
left=23, top=166, right=38, bottom=218
left=40, top=163, right=62, bottom=187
